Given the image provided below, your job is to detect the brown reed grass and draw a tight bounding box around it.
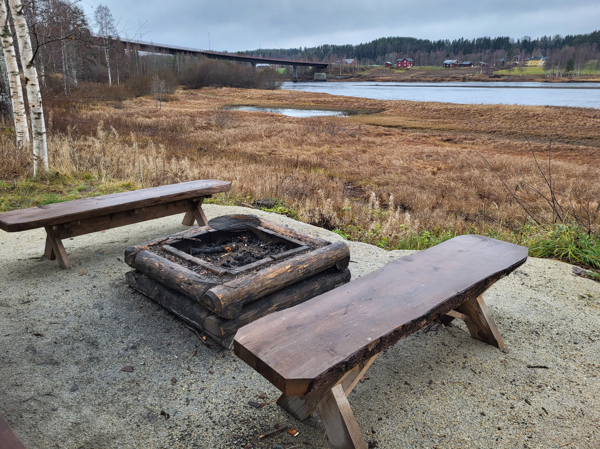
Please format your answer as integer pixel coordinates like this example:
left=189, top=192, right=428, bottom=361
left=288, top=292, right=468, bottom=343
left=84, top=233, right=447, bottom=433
left=2, top=86, right=599, bottom=248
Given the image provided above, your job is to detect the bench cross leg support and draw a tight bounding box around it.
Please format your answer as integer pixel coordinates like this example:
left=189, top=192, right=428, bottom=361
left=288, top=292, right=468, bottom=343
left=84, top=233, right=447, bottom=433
left=445, top=295, right=505, bottom=350
left=44, top=226, right=71, bottom=269
left=278, top=354, right=378, bottom=449
left=316, top=384, right=368, bottom=449
left=277, top=354, right=378, bottom=422
left=277, top=388, right=325, bottom=422
left=182, top=198, right=208, bottom=227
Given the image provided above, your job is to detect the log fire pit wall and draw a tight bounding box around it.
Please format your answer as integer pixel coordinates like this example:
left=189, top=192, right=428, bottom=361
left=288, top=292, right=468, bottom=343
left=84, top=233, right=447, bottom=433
left=124, top=215, right=351, bottom=347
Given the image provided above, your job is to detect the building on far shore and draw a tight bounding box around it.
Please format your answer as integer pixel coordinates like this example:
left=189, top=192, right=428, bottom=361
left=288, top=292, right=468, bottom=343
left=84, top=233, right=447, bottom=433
left=460, top=61, right=473, bottom=67
left=443, top=59, right=459, bottom=68
left=396, top=57, right=414, bottom=68
left=491, top=58, right=505, bottom=67
left=526, top=55, right=547, bottom=66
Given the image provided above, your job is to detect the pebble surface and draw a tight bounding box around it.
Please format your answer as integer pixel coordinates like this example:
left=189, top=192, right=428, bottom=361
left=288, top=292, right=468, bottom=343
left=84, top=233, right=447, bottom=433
left=1, top=204, right=599, bottom=448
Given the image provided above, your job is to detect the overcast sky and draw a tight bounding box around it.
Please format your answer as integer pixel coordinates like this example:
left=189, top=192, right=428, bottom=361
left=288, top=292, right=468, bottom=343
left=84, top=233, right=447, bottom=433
left=81, top=0, right=600, bottom=52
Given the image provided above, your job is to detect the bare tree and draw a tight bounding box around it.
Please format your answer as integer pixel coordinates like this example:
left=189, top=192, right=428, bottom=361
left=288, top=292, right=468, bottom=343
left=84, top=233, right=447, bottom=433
left=9, top=0, right=48, bottom=175
left=151, top=74, right=166, bottom=108
left=94, top=4, right=116, bottom=85
left=0, top=0, right=29, bottom=150
left=25, top=0, right=91, bottom=95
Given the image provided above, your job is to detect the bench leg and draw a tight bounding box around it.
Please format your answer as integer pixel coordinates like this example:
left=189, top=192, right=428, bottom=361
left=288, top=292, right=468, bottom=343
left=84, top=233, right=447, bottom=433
left=278, top=355, right=377, bottom=449
left=44, top=227, right=72, bottom=269
left=341, top=354, right=379, bottom=396
left=182, top=199, right=208, bottom=227
left=277, top=354, right=378, bottom=421
left=44, top=234, right=56, bottom=260
left=447, top=295, right=505, bottom=349
left=277, top=383, right=334, bottom=421
left=316, top=384, right=368, bottom=449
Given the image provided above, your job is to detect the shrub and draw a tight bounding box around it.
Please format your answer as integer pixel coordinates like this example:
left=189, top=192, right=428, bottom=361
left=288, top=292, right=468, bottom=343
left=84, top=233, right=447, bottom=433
left=254, top=68, right=283, bottom=90
left=180, top=59, right=257, bottom=89
left=125, top=75, right=151, bottom=97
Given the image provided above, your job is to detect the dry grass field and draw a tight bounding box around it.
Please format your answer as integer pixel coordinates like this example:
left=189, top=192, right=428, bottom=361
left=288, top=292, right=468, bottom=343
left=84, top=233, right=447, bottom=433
left=1, top=86, right=599, bottom=267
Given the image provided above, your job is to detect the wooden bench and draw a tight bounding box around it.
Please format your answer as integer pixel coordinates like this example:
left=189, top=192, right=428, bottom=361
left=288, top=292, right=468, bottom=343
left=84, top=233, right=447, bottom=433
left=0, top=180, right=231, bottom=269
left=0, top=412, right=26, bottom=449
left=234, top=235, right=528, bottom=449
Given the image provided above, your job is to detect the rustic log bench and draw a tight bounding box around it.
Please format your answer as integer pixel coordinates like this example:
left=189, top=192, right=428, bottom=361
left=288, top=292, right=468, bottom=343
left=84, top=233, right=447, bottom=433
left=234, top=235, right=528, bottom=449
left=0, top=180, right=231, bottom=269
left=0, top=412, right=26, bottom=449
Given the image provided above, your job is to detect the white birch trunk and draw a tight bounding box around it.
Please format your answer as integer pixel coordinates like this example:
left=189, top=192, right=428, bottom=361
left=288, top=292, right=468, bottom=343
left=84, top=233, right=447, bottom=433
left=71, top=62, right=77, bottom=87
left=105, top=46, right=111, bottom=85
left=40, top=60, right=45, bottom=87
left=0, top=0, right=29, bottom=150
left=8, top=0, right=47, bottom=174
left=60, top=29, right=68, bottom=96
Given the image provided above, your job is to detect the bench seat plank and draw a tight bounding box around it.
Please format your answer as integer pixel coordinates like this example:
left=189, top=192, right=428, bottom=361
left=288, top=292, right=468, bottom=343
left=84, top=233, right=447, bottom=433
left=0, top=179, right=230, bottom=232
left=234, top=235, right=527, bottom=397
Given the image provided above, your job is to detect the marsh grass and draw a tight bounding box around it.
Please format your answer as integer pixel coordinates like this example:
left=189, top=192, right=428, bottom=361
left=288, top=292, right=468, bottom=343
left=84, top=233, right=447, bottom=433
left=526, top=225, right=600, bottom=269
left=0, top=173, right=136, bottom=211
left=1, top=87, right=599, bottom=268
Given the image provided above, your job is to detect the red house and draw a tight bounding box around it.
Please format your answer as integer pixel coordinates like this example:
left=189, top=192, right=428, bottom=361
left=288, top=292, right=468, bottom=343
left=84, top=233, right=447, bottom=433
left=396, top=58, right=414, bottom=68
left=443, top=59, right=459, bottom=68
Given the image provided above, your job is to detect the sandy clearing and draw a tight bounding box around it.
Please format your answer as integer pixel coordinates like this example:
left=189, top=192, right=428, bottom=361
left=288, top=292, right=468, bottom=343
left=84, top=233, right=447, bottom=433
left=1, top=204, right=599, bottom=449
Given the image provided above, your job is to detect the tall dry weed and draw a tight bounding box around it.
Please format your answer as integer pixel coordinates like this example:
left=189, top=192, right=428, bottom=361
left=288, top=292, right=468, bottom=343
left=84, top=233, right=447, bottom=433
left=1, top=87, right=598, bottom=250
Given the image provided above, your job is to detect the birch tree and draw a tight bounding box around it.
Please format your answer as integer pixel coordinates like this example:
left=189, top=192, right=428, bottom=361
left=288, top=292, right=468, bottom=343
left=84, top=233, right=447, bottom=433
left=94, top=4, right=116, bottom=85
left=9, top=0, right=48, bottom=175
left=0, top=0, right=29, bottom=150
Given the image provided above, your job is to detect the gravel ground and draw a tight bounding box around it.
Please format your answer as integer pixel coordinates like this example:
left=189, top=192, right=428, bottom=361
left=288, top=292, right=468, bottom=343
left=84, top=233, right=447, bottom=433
left=1, top=204, right=599, bottom=449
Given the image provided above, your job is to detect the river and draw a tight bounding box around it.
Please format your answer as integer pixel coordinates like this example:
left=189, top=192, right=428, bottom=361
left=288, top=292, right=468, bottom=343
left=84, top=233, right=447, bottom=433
left=281, top=81, right=600, bottom=109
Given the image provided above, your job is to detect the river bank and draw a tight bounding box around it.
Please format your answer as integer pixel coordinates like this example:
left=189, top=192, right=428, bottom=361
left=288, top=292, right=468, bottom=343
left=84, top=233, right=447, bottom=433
left=290, top=66, right=600, bottom=84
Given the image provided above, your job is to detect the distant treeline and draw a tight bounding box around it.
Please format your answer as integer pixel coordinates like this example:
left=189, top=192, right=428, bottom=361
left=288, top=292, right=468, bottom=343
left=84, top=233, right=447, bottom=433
left=242, top=30, right=600, bottom=67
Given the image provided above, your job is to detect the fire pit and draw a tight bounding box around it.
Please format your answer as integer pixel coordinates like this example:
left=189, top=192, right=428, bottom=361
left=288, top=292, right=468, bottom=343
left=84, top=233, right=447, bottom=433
left=125, top=215, right=350, bottom=346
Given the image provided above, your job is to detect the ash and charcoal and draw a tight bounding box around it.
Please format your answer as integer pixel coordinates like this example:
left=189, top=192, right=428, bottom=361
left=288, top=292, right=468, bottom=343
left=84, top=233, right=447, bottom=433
left=189, top=233, right=290, bottom=268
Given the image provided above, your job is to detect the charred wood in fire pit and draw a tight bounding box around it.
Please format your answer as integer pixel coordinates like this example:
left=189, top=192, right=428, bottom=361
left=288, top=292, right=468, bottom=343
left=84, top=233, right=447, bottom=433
left=202, top=267, right=351, bottom=338
left=124, top=215, right=350, bottom=319
left=124, top=249, right=219, bottom=302
left=203, top=241, right=350, bottom=318
left=208, top=215, right=331, bottom=247
left=256, top=218, right=331, bottom=247
left=161, top=245, right=228, bottom=276
left=126, top=267, right=351, bottom=347
left=208, top=214, right=262, bottom=232
left=190, top=244, right=238, bottom=255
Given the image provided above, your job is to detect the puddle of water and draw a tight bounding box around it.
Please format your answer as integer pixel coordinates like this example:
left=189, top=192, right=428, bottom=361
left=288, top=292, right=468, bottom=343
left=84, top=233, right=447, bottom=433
left=226, top=106, right=348, bottom=117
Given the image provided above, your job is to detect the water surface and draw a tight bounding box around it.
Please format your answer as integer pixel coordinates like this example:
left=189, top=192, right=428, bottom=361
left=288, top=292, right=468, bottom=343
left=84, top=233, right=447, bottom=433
left=282, top=81, right=600, bottom=108
left=227, top=106, right=348, bottom=117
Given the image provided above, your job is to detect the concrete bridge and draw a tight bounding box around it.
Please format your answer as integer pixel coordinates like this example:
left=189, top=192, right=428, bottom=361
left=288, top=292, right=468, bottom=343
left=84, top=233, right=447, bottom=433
left=114, top=38, right=329, bottom=81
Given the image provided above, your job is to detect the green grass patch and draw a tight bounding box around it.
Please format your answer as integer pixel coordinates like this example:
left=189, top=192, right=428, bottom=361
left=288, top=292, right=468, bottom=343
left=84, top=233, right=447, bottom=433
left=411, top=66, right=443, bottom=71
left=0, top=173, right=137, bottom=212
left=334, top=220, right=600, bottom=270
left=525, top=225, right=600, bottom=269
left=494, top=66, right=546, bottom=76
